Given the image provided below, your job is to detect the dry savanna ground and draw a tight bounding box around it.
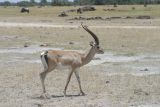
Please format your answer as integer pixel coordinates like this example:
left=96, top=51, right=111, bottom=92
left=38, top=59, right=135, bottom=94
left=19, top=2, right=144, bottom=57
left=0, top=5, right=160, bottom=107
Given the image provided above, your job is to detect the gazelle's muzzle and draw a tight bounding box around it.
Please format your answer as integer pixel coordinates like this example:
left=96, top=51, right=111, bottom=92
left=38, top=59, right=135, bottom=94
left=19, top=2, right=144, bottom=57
left=97, top=48, right=104, bottom=54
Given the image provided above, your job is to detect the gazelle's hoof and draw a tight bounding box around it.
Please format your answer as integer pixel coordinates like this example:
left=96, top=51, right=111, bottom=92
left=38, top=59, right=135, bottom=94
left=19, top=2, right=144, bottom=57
left=40, top=93, right=51, bottom=99
left=63, top=90, right=67, bottom=97
left=79, top=91, right=86, bottom=96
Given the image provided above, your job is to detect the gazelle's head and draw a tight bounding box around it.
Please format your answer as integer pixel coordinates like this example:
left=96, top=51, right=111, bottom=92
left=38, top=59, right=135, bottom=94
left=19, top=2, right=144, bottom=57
left=82, top=24, right=104, bottom=54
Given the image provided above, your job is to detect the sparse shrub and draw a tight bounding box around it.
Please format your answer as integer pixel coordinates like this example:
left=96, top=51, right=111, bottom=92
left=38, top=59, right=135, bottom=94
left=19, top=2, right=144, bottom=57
left=132, top=7, right=135, bottom=10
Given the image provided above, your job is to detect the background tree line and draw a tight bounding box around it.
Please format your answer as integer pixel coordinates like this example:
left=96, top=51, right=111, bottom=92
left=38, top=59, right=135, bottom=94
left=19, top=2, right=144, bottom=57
left=0, top=0, right=160, bottom=7
left=74, top=0, right=160, bottom=5
left=0, top=0, right=72, bottom=6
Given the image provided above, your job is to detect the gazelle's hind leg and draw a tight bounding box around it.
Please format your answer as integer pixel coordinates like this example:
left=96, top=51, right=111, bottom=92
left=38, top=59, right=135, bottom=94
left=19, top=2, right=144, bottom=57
left=74, top=70, right=85, bottom=96
left=40, top=65, right=56, bottom=99
left=40, top=69, right=49, bottom=94
left=40, top=51, right=54, bottom=98
left=40, top=51, right=49, bottom=94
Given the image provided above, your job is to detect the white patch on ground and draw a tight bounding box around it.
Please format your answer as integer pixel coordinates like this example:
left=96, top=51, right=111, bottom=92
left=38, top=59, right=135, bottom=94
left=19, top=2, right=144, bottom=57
left=88, top=52, right=145, bottom=66
left=0, top=22, right=160, bottom=29
left=0, top=46, right=62, bottom=54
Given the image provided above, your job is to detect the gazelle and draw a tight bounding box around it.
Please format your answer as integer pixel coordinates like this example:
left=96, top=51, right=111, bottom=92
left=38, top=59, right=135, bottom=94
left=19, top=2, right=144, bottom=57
left=40, top=24, right=104, bottom=98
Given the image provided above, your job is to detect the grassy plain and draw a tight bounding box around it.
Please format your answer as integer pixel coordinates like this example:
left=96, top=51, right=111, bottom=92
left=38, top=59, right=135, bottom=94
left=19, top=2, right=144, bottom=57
left=0, top=5, right=160, bottom=21
left=0, top=5, right=160, bottom=107
left=0, top=5, right=160, bottom=17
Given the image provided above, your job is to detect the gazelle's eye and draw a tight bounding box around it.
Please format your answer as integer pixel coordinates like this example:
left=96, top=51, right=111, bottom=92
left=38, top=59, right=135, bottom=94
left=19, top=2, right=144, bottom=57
left=97, top=46, right=100, bottom=49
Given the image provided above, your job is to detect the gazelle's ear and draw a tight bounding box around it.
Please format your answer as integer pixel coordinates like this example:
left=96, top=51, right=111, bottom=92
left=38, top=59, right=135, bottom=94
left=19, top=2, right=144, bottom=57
left=90, top=41, right=94, bottom=46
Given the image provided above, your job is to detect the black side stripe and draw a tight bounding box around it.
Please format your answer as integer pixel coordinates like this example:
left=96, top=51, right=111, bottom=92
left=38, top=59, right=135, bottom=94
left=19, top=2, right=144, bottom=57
left=44, top=53, right=48, bottom=65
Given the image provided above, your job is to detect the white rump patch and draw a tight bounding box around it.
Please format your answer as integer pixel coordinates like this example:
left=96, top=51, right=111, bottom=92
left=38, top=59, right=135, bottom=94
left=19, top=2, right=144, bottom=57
left=41, top=51, right=45, bottom=56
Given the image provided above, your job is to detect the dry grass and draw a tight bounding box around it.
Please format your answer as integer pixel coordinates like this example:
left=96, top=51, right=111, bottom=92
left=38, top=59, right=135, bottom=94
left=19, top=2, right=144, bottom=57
left=0, top=26, right=160, bottom=54
left=0, top=5, right=160, bottom=21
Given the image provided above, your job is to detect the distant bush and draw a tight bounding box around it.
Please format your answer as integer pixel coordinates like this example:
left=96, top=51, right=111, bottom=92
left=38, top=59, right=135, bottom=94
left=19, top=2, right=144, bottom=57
left=113, top=3, right=117, bottom=7
left=132, top=7, right=135, bottom=10
left=17, top=1, right=34, bottom=7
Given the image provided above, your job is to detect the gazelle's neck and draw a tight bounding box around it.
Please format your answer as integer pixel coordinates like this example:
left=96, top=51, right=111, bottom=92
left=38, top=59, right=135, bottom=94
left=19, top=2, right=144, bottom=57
left=82, top=47, right=96, bottom=66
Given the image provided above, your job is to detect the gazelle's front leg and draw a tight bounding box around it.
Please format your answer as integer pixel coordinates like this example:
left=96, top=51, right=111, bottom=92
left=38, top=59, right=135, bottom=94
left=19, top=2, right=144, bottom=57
left=74, top=70, right=85, bottom=96
left=63, top=69, right=74, bottom=96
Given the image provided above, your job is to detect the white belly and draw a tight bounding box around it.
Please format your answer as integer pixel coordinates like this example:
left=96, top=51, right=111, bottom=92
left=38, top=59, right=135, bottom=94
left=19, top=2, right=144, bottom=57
left=55, top=63, right=71, bottom=70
